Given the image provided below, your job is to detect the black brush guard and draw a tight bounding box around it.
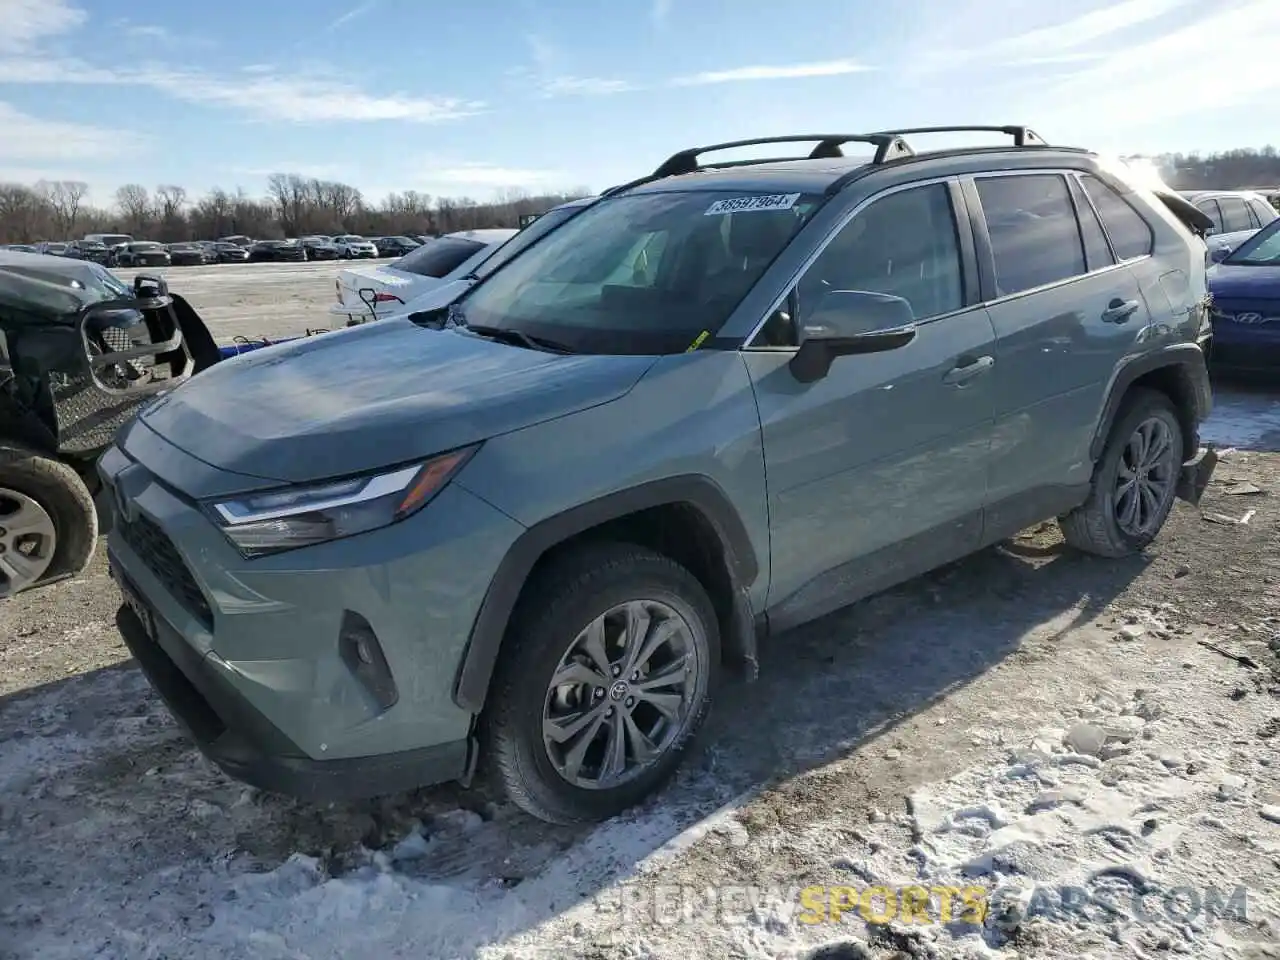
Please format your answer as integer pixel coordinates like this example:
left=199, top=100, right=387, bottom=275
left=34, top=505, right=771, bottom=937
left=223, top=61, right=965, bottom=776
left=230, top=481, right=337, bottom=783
left=48, top=274, right=208, bottom=457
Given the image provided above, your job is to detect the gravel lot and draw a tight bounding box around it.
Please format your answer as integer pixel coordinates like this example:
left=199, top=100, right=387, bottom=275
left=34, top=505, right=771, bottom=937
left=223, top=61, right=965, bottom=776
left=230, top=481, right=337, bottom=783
left=113, top=259, right=386, bottom=342
left=1, top=263, right=1278, bottom=960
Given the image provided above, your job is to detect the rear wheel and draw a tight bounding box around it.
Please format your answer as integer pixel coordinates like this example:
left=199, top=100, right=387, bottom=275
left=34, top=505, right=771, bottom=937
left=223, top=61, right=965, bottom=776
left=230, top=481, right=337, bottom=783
left=0, top=443, right=97, bottom=599
left=483, top=543, right=719, bottom=824
left=1059, top=389, right=1184, bottom=557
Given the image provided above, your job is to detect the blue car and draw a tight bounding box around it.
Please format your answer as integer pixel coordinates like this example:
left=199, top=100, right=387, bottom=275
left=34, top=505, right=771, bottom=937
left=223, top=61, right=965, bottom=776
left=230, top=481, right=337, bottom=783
left=1207, top=218, right=1280, bottom=375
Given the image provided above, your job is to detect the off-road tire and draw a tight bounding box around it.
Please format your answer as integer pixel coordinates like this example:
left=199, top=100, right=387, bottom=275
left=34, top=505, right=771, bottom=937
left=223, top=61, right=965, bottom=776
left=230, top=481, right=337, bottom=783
left=1058, top=388, right=1184, bottom=558
left=0, top=442, right=98, bottom=598
left=482, top=542, right=720, bottom=824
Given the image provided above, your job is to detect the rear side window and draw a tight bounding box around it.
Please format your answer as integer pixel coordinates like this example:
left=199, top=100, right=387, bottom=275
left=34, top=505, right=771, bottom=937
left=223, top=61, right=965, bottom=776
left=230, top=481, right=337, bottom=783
left=1217, top=197, right=1253, bottom=233
left=1069, top=178, right=1114, bottom=270
left=393, top=237, right=485, bottom=278
left=976, top=174, right=1085, bottom=297
left=1079, top=174, right=1154, bottom=260
left=1248, top=199, right=1277, bottom=227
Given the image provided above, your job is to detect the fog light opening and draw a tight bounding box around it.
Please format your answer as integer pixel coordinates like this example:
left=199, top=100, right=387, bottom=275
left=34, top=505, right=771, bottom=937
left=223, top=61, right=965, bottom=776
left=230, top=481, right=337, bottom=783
left=338, top=611, right=399, bottom=711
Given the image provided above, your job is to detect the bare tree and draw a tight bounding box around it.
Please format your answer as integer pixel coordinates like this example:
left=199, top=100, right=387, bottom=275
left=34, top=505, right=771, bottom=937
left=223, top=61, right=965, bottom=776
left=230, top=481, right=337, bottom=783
left=115, top=184, right=152, bottom=235
left=38, top=180, right=90, bottom=238
left=0, top=174, right=591, bottom=245
left=156, top=184, right=187, bottom=221
left=0, top=184, right=49, bottom=243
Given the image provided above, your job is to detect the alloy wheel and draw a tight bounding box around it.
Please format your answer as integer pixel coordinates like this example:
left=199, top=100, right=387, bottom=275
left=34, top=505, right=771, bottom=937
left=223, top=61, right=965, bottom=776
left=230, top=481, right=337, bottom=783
left=542, top=599, right=704, bottom=790
left=1113, top=416, right=1177, bottom=537
left=0, top=488, right=57, bottom=595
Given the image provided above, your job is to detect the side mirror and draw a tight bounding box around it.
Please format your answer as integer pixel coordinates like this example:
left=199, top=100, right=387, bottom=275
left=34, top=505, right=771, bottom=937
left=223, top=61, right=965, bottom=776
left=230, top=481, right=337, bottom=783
left=789, top=290, right=918, bottom=383
left=1209, top=245, right=1232, bottom=263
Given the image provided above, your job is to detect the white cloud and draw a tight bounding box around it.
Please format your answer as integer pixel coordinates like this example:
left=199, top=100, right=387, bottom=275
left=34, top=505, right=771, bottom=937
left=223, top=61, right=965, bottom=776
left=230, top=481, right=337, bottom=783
left=0, top=0, right=85, bottom=53
left=0, top=56, right=485, bottom=123
left=0, top=101, right=135, bottom=162
left=541, top=75, right=636, bottom=96
left=1037, top=0, right=1280, bottom=129
left=325, top=0, right=378, bottom=32
left=988, top=0, right=1195, bottom=58
left=671, top=59, right=872, bottom=86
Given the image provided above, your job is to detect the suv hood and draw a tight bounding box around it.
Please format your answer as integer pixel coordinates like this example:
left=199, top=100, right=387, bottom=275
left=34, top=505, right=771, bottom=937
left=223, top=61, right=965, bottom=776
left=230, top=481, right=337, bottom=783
left=1208, top=263, right=1280, bottom=299
left=139, top=319, right=655, bottom=486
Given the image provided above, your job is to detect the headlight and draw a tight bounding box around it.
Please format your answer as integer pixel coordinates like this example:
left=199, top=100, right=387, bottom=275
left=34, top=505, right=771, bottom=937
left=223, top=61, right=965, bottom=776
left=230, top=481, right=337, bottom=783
left=208, top=446, right=477, bottom=558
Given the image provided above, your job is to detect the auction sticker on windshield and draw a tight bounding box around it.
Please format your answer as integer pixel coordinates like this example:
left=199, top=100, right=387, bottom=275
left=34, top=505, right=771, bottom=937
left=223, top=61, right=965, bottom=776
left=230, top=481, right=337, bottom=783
left=705, top=193, right=801, bottom=215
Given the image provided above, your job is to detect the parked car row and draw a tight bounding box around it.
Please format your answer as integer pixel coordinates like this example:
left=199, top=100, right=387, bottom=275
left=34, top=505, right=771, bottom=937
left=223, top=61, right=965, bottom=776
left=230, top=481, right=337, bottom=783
left=0, top=233, right=427, bottom=268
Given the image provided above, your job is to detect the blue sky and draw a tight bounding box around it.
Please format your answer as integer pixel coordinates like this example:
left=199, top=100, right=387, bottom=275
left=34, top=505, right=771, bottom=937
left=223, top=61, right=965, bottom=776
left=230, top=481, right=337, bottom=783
left=2, top=0, right=1278, bottom=207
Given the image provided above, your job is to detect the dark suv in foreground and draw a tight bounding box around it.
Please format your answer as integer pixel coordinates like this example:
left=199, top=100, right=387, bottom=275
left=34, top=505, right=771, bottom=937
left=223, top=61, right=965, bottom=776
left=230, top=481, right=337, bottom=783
left=102, top=126, right=1217, bottom=824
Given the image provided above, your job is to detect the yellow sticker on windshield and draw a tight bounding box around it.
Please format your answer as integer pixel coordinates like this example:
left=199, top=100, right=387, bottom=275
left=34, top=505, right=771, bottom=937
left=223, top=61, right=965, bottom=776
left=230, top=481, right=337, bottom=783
left=686, top=330, right=710, bottom=352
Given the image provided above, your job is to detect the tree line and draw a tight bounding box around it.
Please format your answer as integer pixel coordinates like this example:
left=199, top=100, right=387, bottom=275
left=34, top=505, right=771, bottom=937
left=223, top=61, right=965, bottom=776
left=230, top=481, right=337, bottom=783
left=5, top=147, right=1280, bottom=246
left=0, top=173, right=592, bottom=245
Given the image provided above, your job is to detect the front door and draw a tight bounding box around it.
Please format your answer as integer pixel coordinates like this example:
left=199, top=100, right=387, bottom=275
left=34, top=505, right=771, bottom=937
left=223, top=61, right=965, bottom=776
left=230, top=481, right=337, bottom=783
left=742, top=180, right=999, bottom=630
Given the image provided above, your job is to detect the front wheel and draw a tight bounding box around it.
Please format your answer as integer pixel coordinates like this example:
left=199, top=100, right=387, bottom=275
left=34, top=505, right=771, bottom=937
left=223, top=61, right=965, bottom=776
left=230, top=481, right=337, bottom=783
left=483, top=543, right=720, bottom=824
left=1059, top=388, right=1184, bottom=557
left=0, top=444, right=97, bottom=599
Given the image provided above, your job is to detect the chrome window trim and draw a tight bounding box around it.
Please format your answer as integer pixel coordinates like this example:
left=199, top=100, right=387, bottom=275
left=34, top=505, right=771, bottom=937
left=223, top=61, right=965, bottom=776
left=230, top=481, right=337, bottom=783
left=742, top=166, right=1159, bottom=349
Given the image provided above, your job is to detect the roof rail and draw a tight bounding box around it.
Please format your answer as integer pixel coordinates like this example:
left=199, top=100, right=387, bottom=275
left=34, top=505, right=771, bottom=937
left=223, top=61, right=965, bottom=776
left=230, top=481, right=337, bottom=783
left=652, top=134, right=914, bottom=178
left=602, top=134, right=914, bottom=197
left=866, top=125, right=1048, bottom=147
left=603, top=126, right=1053, bottom=198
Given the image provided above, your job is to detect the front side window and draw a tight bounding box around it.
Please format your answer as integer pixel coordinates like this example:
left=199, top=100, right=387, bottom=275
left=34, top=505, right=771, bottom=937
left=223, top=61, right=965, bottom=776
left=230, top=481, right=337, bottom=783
left=1079, top=174, right=1154, bottom=261
left=977, top=174, right=1086, bottom=297
left=458, top=190, right=823, bottom=355
left=1196, top=199, right=1224, bottom=234
left=393, top=236, right=487, bottom=278
left=1218, top=197, right=1254, bottom=233
left=789, top=183, right=963, bottom=333
left=1224, top=220, right=1280, bottom=265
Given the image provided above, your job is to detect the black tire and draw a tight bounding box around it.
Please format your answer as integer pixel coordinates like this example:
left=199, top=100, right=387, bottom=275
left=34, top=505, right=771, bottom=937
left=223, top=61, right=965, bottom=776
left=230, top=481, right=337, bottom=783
left=482, top=542, right=721, bottom=824
left=1058, top=388, right=1185, bottom=558
left=0, top=443, right=98, bottom=599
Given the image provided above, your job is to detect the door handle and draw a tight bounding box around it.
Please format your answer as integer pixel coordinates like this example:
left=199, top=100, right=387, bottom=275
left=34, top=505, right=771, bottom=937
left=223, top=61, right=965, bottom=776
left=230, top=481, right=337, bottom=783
left=943, top=354, right=995, bottom=385
left=1102, top=298, right=1141, bottom=323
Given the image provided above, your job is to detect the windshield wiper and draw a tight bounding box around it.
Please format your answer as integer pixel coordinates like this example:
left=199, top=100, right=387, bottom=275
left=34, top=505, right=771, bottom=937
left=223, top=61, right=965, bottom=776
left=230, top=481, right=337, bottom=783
left=464, top=323, right=576, bottom=354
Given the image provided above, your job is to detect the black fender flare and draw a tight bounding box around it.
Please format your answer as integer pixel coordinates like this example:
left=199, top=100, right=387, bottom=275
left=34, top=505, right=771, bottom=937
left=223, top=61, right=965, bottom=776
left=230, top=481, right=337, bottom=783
left=1089, top=343, right=1212, bottom=462
left=452, top=475, right=760, bottom=713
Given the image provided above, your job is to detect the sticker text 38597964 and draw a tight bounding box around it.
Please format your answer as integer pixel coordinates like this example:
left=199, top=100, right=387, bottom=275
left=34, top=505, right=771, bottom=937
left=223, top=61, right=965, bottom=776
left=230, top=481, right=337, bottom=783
left=704, top=193, right=801, bottom=216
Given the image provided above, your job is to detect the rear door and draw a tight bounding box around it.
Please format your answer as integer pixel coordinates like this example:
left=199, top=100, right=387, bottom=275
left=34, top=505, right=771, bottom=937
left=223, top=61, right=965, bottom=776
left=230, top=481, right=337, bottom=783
left=966, top=170, right=1152, bottom=528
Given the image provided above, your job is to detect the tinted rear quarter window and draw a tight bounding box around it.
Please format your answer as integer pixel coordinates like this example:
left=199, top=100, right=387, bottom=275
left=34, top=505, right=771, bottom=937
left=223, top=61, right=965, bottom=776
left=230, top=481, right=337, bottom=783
left=1248, top=199, right=1277, bottom=227
left=393, top=237, right=486, bottom=278
left=976, top=174, right=1085, bottom=297
left=1079, top=174, right=1154, bottom=260
left=1218, top=197, right=1254, bottom=233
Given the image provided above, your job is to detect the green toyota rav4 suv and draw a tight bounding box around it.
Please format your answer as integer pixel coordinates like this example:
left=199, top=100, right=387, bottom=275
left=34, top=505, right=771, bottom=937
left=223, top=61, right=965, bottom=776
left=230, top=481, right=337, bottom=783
left=102, top=127, right=1218, bottom=824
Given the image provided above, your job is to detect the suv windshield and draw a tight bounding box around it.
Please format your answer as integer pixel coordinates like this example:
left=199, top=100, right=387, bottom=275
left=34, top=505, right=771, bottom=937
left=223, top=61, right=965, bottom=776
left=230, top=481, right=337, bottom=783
left=459, top=190, right=822, bottom=354
left=1224, top=220, right=1280, bottom=265
left=394, top=236, right=487, bottom=278
left=472, top=204, right=588, bottom=281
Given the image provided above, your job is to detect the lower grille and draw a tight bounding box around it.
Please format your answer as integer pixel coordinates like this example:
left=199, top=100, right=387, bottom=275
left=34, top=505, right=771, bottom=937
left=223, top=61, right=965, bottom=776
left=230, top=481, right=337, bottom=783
left=117, top=512, right=213, bottom=629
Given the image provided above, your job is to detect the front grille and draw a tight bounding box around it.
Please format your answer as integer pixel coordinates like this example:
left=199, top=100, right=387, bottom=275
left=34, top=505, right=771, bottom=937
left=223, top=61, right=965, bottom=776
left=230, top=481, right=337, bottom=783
left=117, top=511, right=213, bottom=629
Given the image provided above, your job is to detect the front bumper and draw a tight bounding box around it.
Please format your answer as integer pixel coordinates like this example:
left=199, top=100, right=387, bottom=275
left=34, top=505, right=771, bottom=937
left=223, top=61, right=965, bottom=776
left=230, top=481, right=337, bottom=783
left=112, top=598, right=470, bottom=799
left=98, top=435, right=525, bottom=798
